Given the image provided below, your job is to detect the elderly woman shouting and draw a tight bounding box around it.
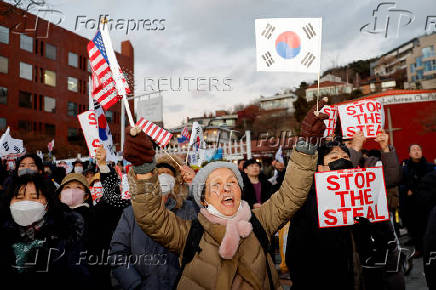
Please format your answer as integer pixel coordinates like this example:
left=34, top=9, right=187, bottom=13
left=123, top=104, right=327, bottom=290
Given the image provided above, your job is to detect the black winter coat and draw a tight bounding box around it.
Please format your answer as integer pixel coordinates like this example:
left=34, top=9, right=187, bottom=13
left=0, top=205, right=91, bottom=289
left=286, top=186, right=402, bottom=290
left=241, top=174, right=274, bottom=208
left=73, top=166, right=131, bottom=289
left=424, top=206, right=436, bottom=289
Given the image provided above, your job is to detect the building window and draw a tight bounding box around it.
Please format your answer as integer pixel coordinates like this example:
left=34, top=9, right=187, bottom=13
left=410, top=63, right=415, bottom=73
left=0, top=55, right=7, bottom=74
left=422, top=46, right=435, bottom=58
left=19, top=62, right=32, bottom=80
left=68, top=52, right=78, bottom=67
left=18, top=120, right=32, bottom=132
left=424, top=61, right=432, bottom=72
left=19, top=91, right=32, bottom=108
left=43, top=70, right=56, bottom=87
left=105, top=111, right=113, bottom=123
left=416, top=70, right=424, bottom=80
left=43, top=96, right=56, bottom=113
left=67, top=77, right=78, bottom=92
left=411, top=76, right=416, bottom=82
left=67, top=101, right=78, bottom=116
left=416, top=56, right=423, bottom=67
left=0, top=118, right=6, bottom=130
left=20, top=34, right=33, bottom=52
left=45, top=43, right=56, bottom=60
left=44, top=123, right=56, bottom=136
left=0, top=26, right=9, bottom=44
left=67, top=128, right=80, bottom=142
left=0, top=87, right=7, bottom=104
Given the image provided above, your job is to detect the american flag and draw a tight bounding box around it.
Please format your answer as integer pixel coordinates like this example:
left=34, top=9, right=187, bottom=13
left=47, top=139, right=54, bottom=152
left=181, top=127, right=191, bottom=139
left=135, top=118, right=173, bottom=147
left=88, top=30, right=130, bottom=110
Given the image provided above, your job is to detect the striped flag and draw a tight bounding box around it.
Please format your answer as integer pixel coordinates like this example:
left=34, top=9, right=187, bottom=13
left=181, top=127, right=191, bottom=139
left=88, top=30, right=130, bottom=110
left=48, top=139, right=54, bottom=152
left=135, top=118, right=173, bottom=147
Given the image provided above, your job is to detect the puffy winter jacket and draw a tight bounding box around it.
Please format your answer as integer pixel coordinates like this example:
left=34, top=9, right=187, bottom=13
left=128, top=149, right=317, bottom=289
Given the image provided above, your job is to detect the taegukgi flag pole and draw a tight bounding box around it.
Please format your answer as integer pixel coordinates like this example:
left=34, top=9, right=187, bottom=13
left=99, top=18, right=135, bottom=128
left=255, top=18, right=323, bottom=110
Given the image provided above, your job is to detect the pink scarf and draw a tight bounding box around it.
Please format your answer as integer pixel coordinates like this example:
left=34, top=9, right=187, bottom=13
left=200, top=201, right=253, bottom=259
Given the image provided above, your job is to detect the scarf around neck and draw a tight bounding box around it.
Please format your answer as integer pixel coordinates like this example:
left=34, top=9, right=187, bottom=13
left=200, top=200, right=253, bottom=259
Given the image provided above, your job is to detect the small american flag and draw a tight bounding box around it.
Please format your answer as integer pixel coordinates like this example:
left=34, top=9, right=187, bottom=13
left=88, top=30, right=130, bottom=110
left=181, top=127, right=191, bottom=139
left=135, top=118, right=173, bottom=147
left=47, top=139, right=54, bottom=152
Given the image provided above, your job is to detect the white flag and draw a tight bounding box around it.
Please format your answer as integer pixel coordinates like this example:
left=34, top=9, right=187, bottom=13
left=275, top=146, right=284, bottom=163
left=77, top=111, right=101, bottom=159
left=99, top=23, right=130, bottom=97
left=189, top=122, right=206, bottom=149
left=94, top=100, right=118, bottom=163
left=255, top=18, right=322, bottom=73
left=0, top=127, right=25, bottom=158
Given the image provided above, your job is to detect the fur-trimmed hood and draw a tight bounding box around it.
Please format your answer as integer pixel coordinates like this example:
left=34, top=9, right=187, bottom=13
left=156, top=154, right=188, bottom=208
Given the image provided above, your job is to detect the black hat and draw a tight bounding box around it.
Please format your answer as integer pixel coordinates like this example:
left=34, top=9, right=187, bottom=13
left=156, top=162, right=176, bottom=176
left=243, top=158, right=261, bottom=169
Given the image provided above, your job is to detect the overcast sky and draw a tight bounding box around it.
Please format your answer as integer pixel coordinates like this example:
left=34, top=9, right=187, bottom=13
left=32, top=0, right=436, bottom=127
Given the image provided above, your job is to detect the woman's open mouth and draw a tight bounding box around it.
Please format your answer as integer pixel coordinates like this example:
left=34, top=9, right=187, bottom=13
left=221, top=195, right=235, bottom=207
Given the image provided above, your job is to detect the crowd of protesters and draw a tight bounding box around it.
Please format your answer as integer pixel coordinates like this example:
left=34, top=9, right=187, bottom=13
left=0, top=100, right=435, bottom=289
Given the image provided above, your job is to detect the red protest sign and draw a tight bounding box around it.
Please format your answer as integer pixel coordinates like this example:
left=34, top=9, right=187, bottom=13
left=337, top=100, right=384, bottom=139
left=315, top=167, right=389, bottom=228
left=320, top=105, right=337, bottom=137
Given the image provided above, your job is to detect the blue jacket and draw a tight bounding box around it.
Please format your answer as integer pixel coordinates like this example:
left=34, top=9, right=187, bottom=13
left=110, top=200, right=197, bottom=290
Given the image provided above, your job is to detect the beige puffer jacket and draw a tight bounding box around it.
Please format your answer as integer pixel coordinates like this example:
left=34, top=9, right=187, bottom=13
left=129, top=150, right=317, bottom=289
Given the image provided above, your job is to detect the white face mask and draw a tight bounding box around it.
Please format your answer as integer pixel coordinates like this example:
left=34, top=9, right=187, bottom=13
left=158, top=173, right=175, bottom=195
left=206, top=202, right=242, bottom=220
left=74, top=167, right=83, bottom=174
left=10, top=201, right=47, bottom=226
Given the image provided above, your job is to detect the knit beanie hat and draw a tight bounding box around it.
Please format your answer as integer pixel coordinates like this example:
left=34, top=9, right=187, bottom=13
left=190, top=161, right=244, bottom=208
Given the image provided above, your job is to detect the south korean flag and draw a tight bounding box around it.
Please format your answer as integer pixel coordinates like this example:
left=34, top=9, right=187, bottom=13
left=255, top=18, right=322, bottom=73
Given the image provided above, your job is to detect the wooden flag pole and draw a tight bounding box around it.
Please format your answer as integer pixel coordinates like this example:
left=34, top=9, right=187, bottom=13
left=185, top=147, right=190, bottom=164
left=163, top=150, right=183, bottom=169
left=317, top=71, right=320, bottom=112
left=121, top=94, right=135, bottom=128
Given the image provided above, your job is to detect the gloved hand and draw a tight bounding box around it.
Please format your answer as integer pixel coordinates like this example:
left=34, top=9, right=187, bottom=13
left=123, top=126, right=156, bottom=166
left=300, top=99, right=329, bottom=139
